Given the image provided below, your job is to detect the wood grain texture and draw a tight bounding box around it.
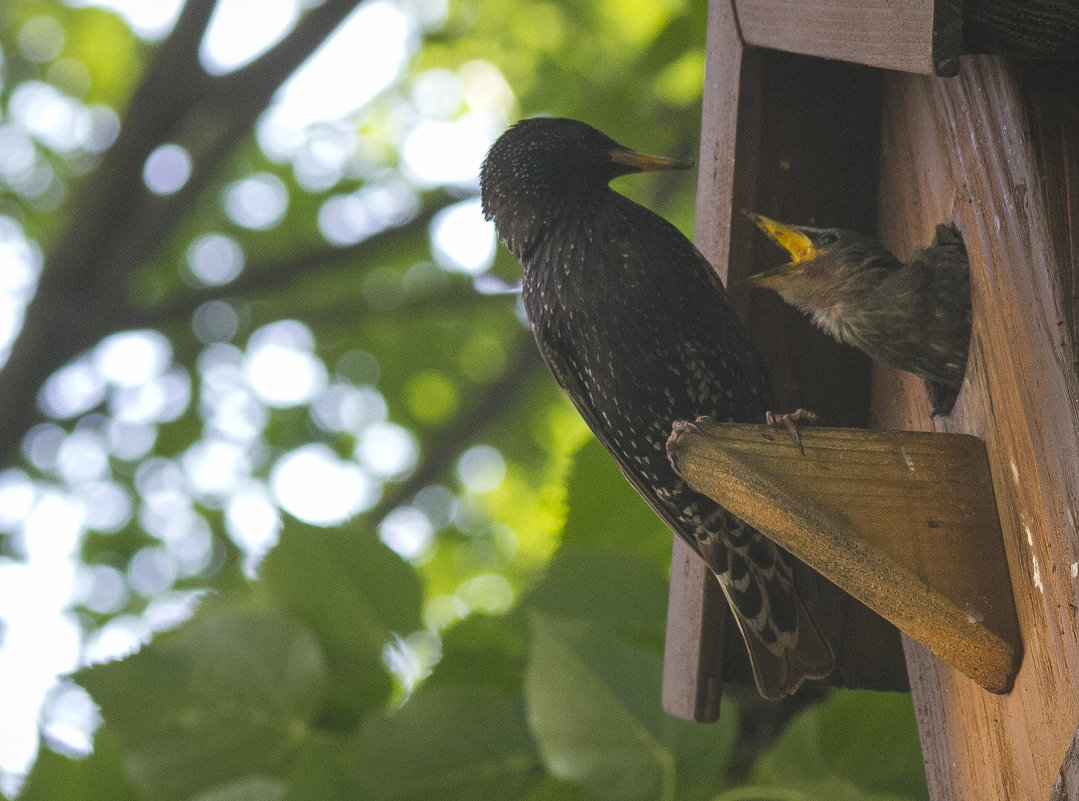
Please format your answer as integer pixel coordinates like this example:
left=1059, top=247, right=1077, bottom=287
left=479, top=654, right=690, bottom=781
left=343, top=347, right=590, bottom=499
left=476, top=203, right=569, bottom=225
left=663, top=9, right=910, bottom=721
left=661, top=0, right=745, bottom=724
left=875, top=58, right=1079, bottom=800
left=732, top=0, right=959, bottom=76
left=668, top=421, right=1020, bottom=693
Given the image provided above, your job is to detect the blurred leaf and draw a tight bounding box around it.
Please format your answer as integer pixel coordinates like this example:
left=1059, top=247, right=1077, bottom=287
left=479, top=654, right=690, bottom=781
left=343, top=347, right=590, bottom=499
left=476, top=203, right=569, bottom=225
left=524, top=611, right=739, bottom=801
left=16, top=729, right=139, bottom=801
left=521, top=776, right=606, bottom=801
left=749, top=690, right=928, bottom=801
left=257, top=518, right=424, bottom=721
left=351, top=684, right=542, bottom=800
left=523, top=547, right=668, bottom=651
left=281, top=736, right=363, bottom=801
left=561, top=439, right=672, bottom=569
left=525, top=611, right=676, bottom=801
left=187, top=776, right=287, bottom=801
left=428, top=612, right=528, bottom=694
left=75, top=603, right=327, bottom=801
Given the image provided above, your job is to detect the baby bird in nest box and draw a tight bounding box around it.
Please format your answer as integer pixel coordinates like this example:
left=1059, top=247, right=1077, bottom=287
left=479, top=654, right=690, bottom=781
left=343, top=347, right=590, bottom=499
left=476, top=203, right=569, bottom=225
left=745, top=213, right=971, bottom=416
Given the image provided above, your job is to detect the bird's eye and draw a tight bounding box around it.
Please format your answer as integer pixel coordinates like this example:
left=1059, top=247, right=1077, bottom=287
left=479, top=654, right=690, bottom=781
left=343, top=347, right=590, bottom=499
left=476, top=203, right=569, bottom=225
left=817, top=232, right=838, bottom=247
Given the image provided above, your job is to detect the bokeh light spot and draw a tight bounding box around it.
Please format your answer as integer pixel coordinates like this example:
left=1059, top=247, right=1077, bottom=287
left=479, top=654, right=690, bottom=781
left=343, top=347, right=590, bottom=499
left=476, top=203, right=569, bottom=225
left=244, top=321, right=327, bottom=408
left=94, top=330, right=172, bottom=387
left=224, top=173, right=288, bottom=230
left=19, top=16, right=65, bottom=63
left=271, top=444, right=378, bottom=526
left=406, top=372, right=458, bottom=424
left=379, top=506, right=433, bottom=560
left=191, top=300, right=239, bottom=344
left=456, top=445, right=505, bottom=494
left=200, top=0, right=298, bottom=74
left=356, top=423, right=417, bottom=478
left=431, top=199, right=495, bottom=274
left=39, top=358, right=106, bottom=420
left=186, top=233, right=245, bottom=286
left=143, top=143, right=192, bottom=195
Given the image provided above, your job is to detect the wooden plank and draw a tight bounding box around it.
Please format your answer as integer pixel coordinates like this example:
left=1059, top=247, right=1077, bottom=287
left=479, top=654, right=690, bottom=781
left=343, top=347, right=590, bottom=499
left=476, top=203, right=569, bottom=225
left=731, top=51, right=913, bottom=694
left=661, top=0, right=746, bottom=724
left=874, top=57, right=1079, bottom=800
left=666, top=12, right=916, bottom=715
left=667, top=421, right=1020, bottom=694
left=733, top=0, right=962, bottom=76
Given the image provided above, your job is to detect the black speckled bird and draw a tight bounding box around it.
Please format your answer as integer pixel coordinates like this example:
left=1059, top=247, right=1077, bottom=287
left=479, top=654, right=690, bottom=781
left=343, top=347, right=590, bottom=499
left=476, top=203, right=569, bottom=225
left=746, top=214, right=971, bottom=416
left=480, top=117, right=834, bottom=699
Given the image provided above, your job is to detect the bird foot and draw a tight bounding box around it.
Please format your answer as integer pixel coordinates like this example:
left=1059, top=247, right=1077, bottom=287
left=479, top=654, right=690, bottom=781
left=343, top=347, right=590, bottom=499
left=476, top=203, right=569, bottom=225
left=765, top=408, right=819, bottom=455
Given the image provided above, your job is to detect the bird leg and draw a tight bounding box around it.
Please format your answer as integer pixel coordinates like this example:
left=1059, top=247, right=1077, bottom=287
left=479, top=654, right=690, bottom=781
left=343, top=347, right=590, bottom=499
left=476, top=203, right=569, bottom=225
left=765, top=408, right=819, bottom=455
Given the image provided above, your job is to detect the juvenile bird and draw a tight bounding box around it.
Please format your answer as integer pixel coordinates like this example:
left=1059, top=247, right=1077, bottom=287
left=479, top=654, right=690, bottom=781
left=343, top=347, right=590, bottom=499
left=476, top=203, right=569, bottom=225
left=746, top=214, right=971, bottom=416
left=480, top=118, right=834, bottom=699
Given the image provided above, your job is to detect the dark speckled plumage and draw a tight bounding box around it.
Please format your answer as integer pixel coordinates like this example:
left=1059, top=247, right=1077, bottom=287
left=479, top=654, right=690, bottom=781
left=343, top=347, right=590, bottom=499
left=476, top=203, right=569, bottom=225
left=480, top=117, right=834, bottom=699
left=746, top=215, right=971, bottom=416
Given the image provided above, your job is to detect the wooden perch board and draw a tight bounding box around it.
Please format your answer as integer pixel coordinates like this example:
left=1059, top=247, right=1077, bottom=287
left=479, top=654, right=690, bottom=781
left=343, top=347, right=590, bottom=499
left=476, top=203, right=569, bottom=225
left=667, top=420, right=1021, bottom=694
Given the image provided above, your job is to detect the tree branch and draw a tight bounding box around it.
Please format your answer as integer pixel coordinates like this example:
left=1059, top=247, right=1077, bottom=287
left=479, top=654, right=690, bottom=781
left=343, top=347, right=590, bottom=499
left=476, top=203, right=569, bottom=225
left=0, top=0, right=370, bottom=470
left=137, top=190, right=458, bottom=329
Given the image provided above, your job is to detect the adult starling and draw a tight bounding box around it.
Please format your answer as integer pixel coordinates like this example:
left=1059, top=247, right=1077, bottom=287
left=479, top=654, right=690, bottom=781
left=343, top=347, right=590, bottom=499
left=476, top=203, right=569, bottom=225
left=480, top=118, right=834, bottom=699
left=746, top=214, right=971, bottom=416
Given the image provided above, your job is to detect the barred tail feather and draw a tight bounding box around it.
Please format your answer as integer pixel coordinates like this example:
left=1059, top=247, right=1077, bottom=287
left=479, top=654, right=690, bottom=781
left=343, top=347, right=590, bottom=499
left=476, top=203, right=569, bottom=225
left=729, top=588, right=835, bottom=700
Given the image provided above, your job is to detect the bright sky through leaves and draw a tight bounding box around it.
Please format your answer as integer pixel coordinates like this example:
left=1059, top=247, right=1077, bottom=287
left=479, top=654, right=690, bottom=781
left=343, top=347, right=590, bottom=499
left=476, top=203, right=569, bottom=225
left=0, top=0, right=504, bottom=789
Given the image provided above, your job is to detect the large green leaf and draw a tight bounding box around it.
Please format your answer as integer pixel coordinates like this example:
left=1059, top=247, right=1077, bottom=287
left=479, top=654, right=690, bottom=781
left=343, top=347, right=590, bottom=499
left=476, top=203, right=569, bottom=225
left=427, top=612, right=528, bottom=695
left=525, top=613, right=671, bottom=801
left=257, top=519, right=424, bottom=720
left=749, top=690, right=928, bottom=801
left=280, top=736, right=363, bottom=801
left=187, top=776, right=287, bottom=801
left=75, top=603, right=327, bottom=801
left=350, top=685, right=542, bottom=800
left=15, top=729, right=139, bottom=801
left=524, top=610, right=739, bottom=801
left=523, top=547, right=669, bottom=652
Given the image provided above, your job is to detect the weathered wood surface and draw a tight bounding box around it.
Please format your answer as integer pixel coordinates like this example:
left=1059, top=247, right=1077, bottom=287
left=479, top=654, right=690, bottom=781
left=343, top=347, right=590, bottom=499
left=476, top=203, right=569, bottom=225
left=874, top=58, right=1079, bottom=800
left=663, top=0, right=914, bottom=720
left=661, top=0, right=745, bottom=724
left=668, top=421, right=1020, bottom=694
left=664, top=4, right=917, bottom=719
left=733, top=0, right=961, bottom=76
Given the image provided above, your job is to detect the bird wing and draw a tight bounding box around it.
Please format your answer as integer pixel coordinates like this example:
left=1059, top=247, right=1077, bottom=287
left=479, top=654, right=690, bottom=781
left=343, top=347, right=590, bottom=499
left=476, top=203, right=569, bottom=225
left=531, top=316, right=835, bottom=699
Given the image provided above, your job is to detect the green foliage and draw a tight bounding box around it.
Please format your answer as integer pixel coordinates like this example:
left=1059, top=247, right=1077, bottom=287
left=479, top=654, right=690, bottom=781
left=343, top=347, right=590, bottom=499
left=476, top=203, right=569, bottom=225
left=560, top=440, right=674, bottom=568
left=16, top=730, right=138, bottom=801
left=256, top=520, right=423, bottom=719
left=75, top=604, right=326, bottom=801
left=351, top=685, right=541, bottom=799
left=749, top=691, right=928, bottom=801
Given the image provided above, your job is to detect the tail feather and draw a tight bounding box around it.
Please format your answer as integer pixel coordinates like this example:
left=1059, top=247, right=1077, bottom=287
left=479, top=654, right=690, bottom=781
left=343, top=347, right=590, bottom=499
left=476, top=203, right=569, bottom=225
left=730, top=590, right=835, bottom=700
left=697, top=509, right=835, bottom=699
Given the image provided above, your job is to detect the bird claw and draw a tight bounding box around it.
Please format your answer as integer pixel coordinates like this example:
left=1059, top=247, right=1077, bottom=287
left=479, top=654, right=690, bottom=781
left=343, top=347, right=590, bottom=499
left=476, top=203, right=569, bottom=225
left=765, top=408, right=819, bottom=455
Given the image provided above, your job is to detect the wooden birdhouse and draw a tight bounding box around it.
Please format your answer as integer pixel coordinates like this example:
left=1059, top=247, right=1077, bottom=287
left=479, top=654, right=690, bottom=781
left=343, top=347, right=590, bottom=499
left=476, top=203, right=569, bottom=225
left=661, top=1, right=1079, bottom=798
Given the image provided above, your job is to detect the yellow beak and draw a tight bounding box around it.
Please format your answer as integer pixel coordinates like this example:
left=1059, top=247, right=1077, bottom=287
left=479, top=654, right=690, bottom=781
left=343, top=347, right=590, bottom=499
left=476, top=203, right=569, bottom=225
left=745, top=212, right=817, bottom=265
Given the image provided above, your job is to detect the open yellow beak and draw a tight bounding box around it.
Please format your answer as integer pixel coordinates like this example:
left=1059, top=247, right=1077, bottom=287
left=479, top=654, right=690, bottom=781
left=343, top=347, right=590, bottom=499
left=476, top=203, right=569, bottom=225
left=745, top=212, right=817, bottom=264
left=743, top=212, right=817, bottom=288
left=609, top=148, right=693, bottom=173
